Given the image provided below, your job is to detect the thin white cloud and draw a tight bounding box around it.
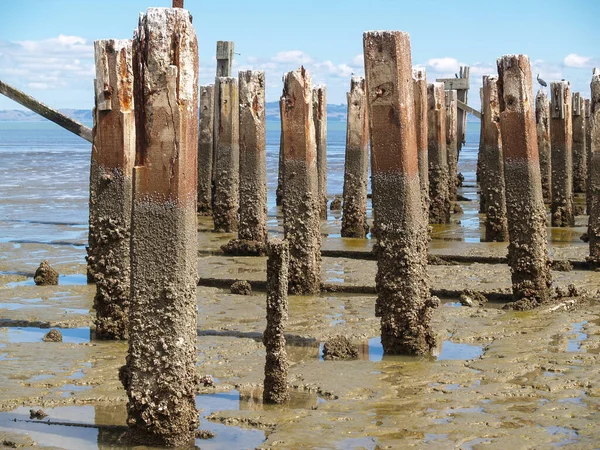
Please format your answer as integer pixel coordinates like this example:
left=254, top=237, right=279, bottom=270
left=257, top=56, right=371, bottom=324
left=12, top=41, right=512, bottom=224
left=563, top=53, right=592, bottom=68
left=426, top=57, right=461, bottom=74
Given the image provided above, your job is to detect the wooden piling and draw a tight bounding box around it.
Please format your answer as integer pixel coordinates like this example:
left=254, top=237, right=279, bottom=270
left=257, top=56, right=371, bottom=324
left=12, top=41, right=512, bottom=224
left=586, top=98, right=592, bottom=214
left=198, top=85, right=214, bottom=215
left=216, top=41, right=234, bottom=77
left=572, top=92, right=587, bottom=194
left=87, top=39, right=135, bottom=340
left=263, top=238, right=290, bottom=404
left=479, top=76, right=508, bottom=242
left=281, top=68, right=321, bottom=295
left=341, top=76, right=369, bottom=238
left=588, top=69, right=600, bottom=264
left=413, top=69, right=429, bottom=212
left=276, top=101, right=284, bottom=207
left=536, top=90, right=552, bottom=203
left=238, top=70, right=267, bottom=244
left=497, top=54, right=551, bottom=306
left=313, top=85, right=328, bottom=218
left=122, top=8, right=199, bottom=446
left=446, top=89, right=458, bottom=202
left=437, top=66, right=469, bottom=155
left=550, top=81, right=574, bottom=227
left=427, top=82, right=450, bottom=224
left=363, top=31, right=437, bottom=355
left=213, top=77, right=239, bottom=232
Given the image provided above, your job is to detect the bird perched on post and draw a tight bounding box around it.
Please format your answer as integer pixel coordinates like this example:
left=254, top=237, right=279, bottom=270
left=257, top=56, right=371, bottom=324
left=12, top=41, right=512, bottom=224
left=537, top=74, right=547, bottom=87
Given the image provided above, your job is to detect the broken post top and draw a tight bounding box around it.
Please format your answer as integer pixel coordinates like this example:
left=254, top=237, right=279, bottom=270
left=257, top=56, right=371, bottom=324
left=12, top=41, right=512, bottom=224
left=363, top=30, right=418, bottom=176
left=412, top=68, right=426, bottom=81
left=535, top=89, right=550, bottom=124
left=172, top=0, right=184, bottom=7
left=427, top=82, right=445, bottom=110
left=591, top=70, right=600, bottom=112
left=572, top=92, right=583, bottom=116
left=350, top=76, right=365, bottom=91
left=94, top=39, right=133, bottom=113
left=216, top=41, right=234, bottom=77
left=550, top=80, right=570, bottom=120
left=239, top=70, right=265, bottom=126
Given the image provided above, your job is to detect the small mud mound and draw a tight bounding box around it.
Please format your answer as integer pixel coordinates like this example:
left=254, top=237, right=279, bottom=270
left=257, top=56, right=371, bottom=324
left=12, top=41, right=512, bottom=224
left=452, top=203, right=464, bottom=214
left=329, top=197, right=342, bottom=211
left=580, top=232, right=589, bottom=243
left=29, top=409, right=48, bottom=420
left=322, top=336, right=358, bottom=360
left=551, top=260, right=573, bottom=272
left=459, top=290, right=488, bottom=307
left=231, top=281, right=252, bottom=296
left=42, top=329, right=63, bottom=342
left=196, top=430, right=216, bottom=439
left=221, top=239, right=266, bottom=256
left=199, top=375, right=215, bottom=387
left=34, top=261, right=58, bottom=286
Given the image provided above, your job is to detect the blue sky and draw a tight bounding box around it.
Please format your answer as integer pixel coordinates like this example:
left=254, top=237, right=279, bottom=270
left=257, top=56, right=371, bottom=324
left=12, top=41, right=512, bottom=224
left=0, top=0, right=598, bottom=111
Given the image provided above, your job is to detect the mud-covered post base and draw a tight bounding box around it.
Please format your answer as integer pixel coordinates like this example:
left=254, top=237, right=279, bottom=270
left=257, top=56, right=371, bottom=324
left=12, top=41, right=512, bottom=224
left=281, top=68, right=322, bottom=295
left=588, top=70, right=600, bottom=263
left=263, top=239, right=290, bottom=404
left=480, top=76, right=508, bottom=242
left=427, top=82, right=450, bottom=224
left=536, top=90, right=552, bottom=204
left=550, top=81, right=574, bottom=227
left=123, top=8, right=199, bottom=446
left=88, top=39, right=135, bottom=340
left=364, top=31, right=438, bottom=355
left=497, top=54, right=552, bottom=306
left=341, top=77, right=369, bottom=238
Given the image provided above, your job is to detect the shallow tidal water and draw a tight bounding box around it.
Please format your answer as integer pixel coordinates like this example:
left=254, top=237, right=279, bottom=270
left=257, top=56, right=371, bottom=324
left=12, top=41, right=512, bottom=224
left=1, top=120, right=600, bottom=449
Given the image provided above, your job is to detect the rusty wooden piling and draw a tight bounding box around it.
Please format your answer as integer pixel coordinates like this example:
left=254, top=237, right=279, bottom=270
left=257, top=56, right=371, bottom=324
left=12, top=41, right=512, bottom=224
left=536, top=90, right=552, bottom=203
left=497, top=54, right=551, bottom=306
left=122, top=8, right=199, bottom=446
left=586, top=98, right=592, bottom=214
left=198, top=85, right=214, bottom=215
left=263, top=238, right=290, bottom=404
left=276, top=100, right=284, bottom=207
left=413, top=69, right=429, bottom=212
left=213, top=77, right=239, bottom=232
left=87, top=39, right=135, bottom=340
left=479, top=76, right=508, bottom=242
left=281, top=68, right=321, bottom=295
left=550, top=81, right=574, bottom=227
left=446, top=89, right=458, bottom=202
left=341, top=76, right=369, bottom=238
left=237, top=70, right=267, bottom=246
left=313, top=85, right=328, bottom=218
left=572, top=92, right=587, bottom=194
left=589, top=69, right=600, bottom=264
left=364, top=31, right=437, bottom=355
left=427, top=82, right=450, bottom=224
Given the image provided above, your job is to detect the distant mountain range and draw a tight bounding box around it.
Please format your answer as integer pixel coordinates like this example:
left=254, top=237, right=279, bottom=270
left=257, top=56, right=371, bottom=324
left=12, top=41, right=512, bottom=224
left=0, top=101, right=480, bottom=122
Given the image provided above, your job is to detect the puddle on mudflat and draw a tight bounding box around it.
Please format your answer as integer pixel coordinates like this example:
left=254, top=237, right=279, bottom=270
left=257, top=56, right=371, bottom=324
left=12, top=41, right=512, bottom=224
left=567, top=321, right=588, bottom=352
left=6, top=274, right=89, bottom=288
left=546, top=425, right=579, bottom=447
left=1, top=327, right=91, bottom=344
left=55, top=383, right=93, bottom=397
left=437, top=341, right=484, bottom=360
left=335, top=436, right=378, bottom=449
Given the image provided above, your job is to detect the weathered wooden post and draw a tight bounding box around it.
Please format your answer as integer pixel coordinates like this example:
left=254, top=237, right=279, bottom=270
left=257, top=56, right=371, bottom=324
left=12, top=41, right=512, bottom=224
left=572, top=92, right=587, bottom=194
left=437, top=66, right=469, bottom=155
left=427, top=82, right=450, bottom=224
left=341, top=76, right=369, bottom=238
left=263, top=238, right=290, bottom=404
left=122, top=8, right=199, bottom=446
left=413, top=69, right=429, bottom=212
left=446, top=89, right=458, bottom=201
left=497, top=54, right=551, bottom=306
left=198, top=85, right=214, bottom=215
left=479, top=75, right=508, bottom=242
left=216, top=41, right=234, bottom=77
left=586, top=98, right=592, bottom=214
left=550, top=81, right=574, bottom=227
left=276, top=101, right=284, bottom=207
left=536, top=90, right=552, bottom=203
left=363, top=31, right=437, bottom=355
left=313, top=85, right=328, bottom=218
left=88, top=39, right=135, bottom=340
left=281, top=68, right=321, bottom=295
left=237, top=70, right=267, bottom=248
left=213, top=77, right=239, bottom=232
left=588, top=69, right=600, bottom=264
